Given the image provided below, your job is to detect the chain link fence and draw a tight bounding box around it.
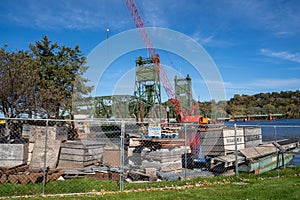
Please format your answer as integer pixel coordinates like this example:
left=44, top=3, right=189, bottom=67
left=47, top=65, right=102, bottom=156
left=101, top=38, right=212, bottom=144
left=0, top=118, right=299, bottom=197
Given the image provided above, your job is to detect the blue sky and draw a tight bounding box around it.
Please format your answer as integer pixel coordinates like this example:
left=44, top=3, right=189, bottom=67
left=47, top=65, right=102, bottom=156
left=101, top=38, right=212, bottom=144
left=1, top=0, right=300, bottom=102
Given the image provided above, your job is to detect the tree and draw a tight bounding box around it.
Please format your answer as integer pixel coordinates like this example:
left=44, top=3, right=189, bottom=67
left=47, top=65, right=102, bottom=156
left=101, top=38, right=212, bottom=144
left=0, top=46, right=37, bottom=118
left=226, top=91, right=300, bottom=119
left=0, top=46, right=12, bottom=118
left=0, top=36, right=92, bottom=119
left=0, top=46, right=40, bottom=142
left=29, top=35, right=92, bottom=118
left=58, top=45, right=93, bottom=118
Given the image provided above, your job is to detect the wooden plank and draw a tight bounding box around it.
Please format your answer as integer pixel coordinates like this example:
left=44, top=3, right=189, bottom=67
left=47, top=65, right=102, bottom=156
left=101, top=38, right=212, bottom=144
left=60, top=148, right=88, bottom=155
left=142, top=138, right=186, bottom=148
left=60, top=140, right=104, bottom=156
left=211, top=154, right=245, bottom=167
left=239, top=143, right=276, bottom=159
left=151, top=138, right=185, bottom=143
left=129, top=138, right=141, bottom=147
left=57, top=159, right=97, bottom=168
left=61, top=140, right=105, bottom=148
left=87, top=147, right=104, bottom=155
left=59, top=154, right=94, bottom=162
left=60, top=142, right=86, bottom=148
left=60, top=147, right=103, bottom=156
left=58, top=140, right=104, bottom=169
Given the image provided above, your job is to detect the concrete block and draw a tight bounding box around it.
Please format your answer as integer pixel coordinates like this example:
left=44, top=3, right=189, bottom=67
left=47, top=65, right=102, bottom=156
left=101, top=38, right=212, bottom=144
left=0, top=144, right=28, bottom=168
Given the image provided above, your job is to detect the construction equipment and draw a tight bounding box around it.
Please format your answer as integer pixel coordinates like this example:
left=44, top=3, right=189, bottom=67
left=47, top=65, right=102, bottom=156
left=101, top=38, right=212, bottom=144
left=125, top=0, right=208, bottom=124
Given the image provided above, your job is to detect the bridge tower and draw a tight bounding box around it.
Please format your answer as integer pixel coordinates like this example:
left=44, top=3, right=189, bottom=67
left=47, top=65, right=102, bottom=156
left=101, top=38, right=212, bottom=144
left=134, top=56, right=162, bottom=120
left=174, top=74, right=199, bottom=115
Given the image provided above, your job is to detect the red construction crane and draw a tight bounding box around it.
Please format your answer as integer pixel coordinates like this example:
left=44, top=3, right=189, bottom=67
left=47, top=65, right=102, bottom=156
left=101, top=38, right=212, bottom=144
left=125, top=0, right=208, bottom=124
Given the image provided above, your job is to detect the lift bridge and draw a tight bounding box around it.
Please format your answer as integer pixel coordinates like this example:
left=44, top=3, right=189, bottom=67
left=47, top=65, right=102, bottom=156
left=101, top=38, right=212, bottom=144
left=91, top=56, right=197, bottom=121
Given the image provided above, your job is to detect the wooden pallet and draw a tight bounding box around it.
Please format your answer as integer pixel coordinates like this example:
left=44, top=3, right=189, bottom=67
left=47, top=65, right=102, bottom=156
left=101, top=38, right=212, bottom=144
left=0, top=165, right=63, bottom=184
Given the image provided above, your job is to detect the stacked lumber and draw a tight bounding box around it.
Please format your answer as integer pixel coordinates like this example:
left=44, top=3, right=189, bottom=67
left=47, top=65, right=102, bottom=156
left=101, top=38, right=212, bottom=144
left=57, top=140, right=105, bottom=172
left=141, top=139, right=185, bottom=150
left=161, top=125, right=180, bottom=138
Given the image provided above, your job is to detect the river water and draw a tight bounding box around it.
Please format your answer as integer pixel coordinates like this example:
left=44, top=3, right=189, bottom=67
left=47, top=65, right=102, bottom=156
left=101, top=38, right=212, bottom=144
left=225, top=118, right=300, bottom=166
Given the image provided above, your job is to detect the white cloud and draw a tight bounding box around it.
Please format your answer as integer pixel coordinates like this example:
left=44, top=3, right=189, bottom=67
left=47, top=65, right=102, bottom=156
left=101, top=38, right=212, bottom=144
left=191, top=31, right=215, bottom=45
left=4, top=0, right=300, bottom=36
left=260, top=49, right=300, bottom=63
left=226, top=78, right=300, bottom=92
left=2, top=0, right=129, bottom=31
left=224, top=78, right=300, bottom=99
left=221, top=1, right=300, bottom=35
left=274, top=31, right=294, bottom=38
left=249, top=78, right=300, bottom=89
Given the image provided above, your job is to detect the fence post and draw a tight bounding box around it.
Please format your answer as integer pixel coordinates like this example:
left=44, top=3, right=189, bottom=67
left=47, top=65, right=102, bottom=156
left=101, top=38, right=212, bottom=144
left=274, top=126, right=277, bottom=142
left=234, top=123, right=239, bottom=176
left=42, top=119, right=49, bottom=195
left=120, top=121, right=125, bottom=192
left=184, top=123, right=187, bottom=181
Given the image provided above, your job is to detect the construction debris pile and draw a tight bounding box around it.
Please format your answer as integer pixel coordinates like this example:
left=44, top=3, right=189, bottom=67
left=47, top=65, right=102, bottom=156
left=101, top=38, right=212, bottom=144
left=0, top=121, right=299, bottom=184
left=0, top=125, right=66, bottom=184
left=127, top=145, right=191, bottom=181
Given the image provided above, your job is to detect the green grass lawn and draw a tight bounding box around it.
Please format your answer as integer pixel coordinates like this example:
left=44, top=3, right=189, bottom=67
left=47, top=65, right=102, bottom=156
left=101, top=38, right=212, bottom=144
left=1, top=166, right=300, bottom=199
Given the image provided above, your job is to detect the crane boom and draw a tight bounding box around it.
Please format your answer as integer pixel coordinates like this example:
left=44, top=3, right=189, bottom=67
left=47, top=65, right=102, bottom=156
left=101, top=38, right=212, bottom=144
left=125, top=1, right=179, bottom=106
left=125, top=0, right=155, bottom=58
left=125, top=0, right=207, bottom=124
